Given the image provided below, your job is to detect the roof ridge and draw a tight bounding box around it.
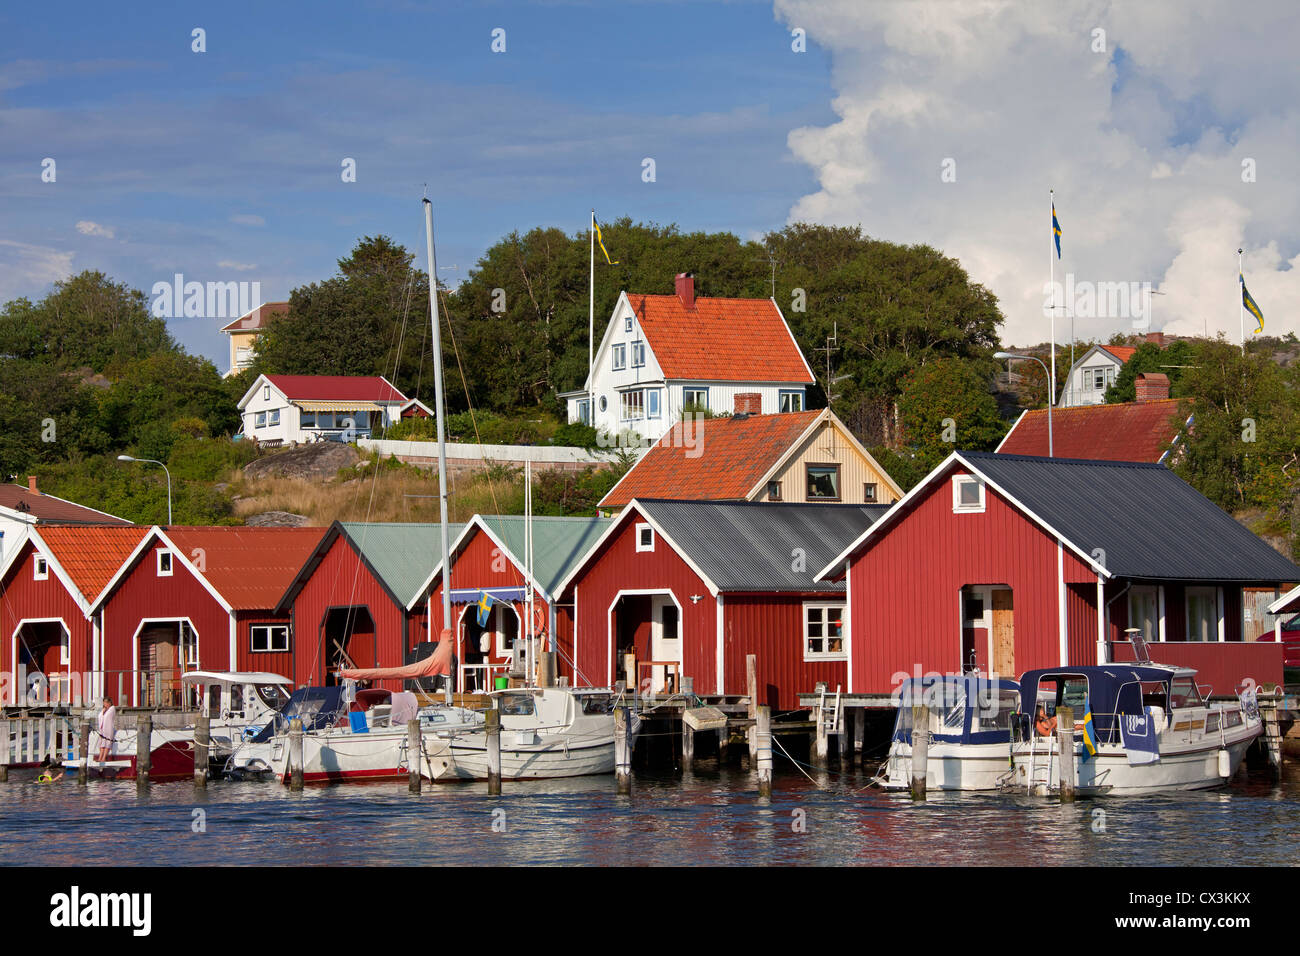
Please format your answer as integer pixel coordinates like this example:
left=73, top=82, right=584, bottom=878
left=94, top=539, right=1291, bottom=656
left=963, top=450, right=1167, bottom=470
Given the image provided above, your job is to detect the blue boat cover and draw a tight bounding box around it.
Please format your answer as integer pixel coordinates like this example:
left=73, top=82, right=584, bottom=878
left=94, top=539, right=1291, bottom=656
left=893, top=675, right=1020, bottom=745
left=1019, top=665, right=1176, bottom=745
left=250, top=685, right=347, bottom=743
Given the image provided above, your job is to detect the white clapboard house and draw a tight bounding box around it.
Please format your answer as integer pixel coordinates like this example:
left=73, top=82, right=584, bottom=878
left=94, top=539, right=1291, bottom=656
left=237, top=375, right=408, bottom=446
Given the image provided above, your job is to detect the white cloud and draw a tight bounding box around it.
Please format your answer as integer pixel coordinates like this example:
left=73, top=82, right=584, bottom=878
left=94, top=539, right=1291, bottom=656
left=75, top=220, right=115, bottom=238
left=217, top=260, right=258, bottom=272
left=229, top=214, right=265, bottom=226
left=0, top=240, right=74, bottom=303
left=774, top=0, right=1300, bottom=345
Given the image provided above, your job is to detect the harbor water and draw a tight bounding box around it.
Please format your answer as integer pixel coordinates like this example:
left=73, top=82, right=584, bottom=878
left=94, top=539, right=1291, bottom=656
left=1, top=758, right=1297, bottom=866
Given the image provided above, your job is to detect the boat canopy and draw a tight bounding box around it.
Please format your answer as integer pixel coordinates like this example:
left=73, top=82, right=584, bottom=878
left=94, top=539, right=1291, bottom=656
left=250, top=685, right=347, bottom=742
left=894, top=675, right=1020, bottom=745
left=181, top=670, right=291, bottom=686
left=1019, top=665, right=1180, bottom=743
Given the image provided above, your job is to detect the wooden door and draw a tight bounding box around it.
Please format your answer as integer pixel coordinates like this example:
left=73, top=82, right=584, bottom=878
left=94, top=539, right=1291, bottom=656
left=992, top=589, right=1014, bottom=677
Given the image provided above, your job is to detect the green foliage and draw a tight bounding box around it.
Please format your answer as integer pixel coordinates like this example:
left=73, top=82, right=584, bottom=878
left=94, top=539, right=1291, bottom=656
left=37, top=453, right=240, bottom=525
left=895, top=357, right=1007, bottom=479
left=551, top=422, right=598, bottom=449
left=532, top=466, right=621, bottom=516
left=383, top=417, right=437, bottom=441
left=1103, top=340, right=1195, bottom=403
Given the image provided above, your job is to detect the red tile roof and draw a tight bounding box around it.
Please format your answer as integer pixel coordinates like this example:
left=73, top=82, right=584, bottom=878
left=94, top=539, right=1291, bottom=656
left=265, top=375, right=407, bottom=403
left=0, top=485, right=132, bottom=525
left=996, top=399, right=1191, bottom=463
left=600, top=411, right=823, bottom=510
left=163, top=527, right=326, bottom=610
left=1100, top=345, right=1137, bottom=364
left=220, top=302, right=289, bottom=333
left=625, top=294, right=813, bottom=383
left=37, top=526, right=148, bottom=603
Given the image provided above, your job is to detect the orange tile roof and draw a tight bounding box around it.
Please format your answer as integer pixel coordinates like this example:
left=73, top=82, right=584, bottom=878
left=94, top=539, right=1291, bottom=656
left=1100, top=345, right=1137, bottom=364
left=163, top=527, right=326, bottom=610
left=997, top=399, right=1191, bottom=463
left=219, top=301, right=288, bottom=333
left=625, top=294, right=813, bottom=383
left=600, top=411, right=823, bottom=510
left=38, top=526, right=148, bottom=604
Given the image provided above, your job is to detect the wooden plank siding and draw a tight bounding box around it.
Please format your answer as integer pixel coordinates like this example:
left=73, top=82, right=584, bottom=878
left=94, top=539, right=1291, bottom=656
left=234, top=609, right=294, bottom=680
left=754, top=418, right=899, bottom=505
left=0, top=539, right=94, bottom=703
left=722, top=594, right=847, bottom=709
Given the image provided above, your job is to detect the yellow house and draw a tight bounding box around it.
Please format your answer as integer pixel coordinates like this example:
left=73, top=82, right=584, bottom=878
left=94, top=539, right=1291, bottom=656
left=219, top=302, right=288, bottom=377
left=599, top=408, right=902, bottom=512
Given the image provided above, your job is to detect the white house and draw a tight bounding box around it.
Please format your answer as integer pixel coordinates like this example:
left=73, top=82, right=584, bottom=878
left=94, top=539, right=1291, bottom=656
left=237, top=374, right=408, bottom=446
left=560, top=274, right=816, bottom=444
left=1058, top=343, right=1137, bottom=407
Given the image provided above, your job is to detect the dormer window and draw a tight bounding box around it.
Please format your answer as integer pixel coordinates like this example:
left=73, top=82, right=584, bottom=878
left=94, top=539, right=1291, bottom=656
left=636, top=523, right=655, bottom=552
left=952, top=475, right=985, bottom=513
left=157, top=549, right=174, bottom=576
left=34, top=556, right=48, bottom=581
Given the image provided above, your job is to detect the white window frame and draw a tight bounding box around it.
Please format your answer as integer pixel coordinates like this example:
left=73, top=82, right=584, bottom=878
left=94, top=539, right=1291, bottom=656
left=33, top=556, right=48, bottom=581
left=250, top=624, right=290, bottom=653
left=631, top=341, right=645, bottom=368
left=268, top=408, right=280, bottom=427
left=611, top=345, right=627, bottom=371
left=952, top=475, right=986, bottom=513
left=157, top=549, right=174, bottom=577
left=683, top=387, right=708, bottom=411
left=263, top=385, right=270, bottom=401
left=1186, top=586, right=1220, bottom=643
left=803, top=603, right=847, bottom=661
left=180, top=621, right=199, bottom=667
left=59, top=629, right=70, bottom=666
left=636, top=523, right=655, bottom=553
left=624, top=316, right=633, bottom=333
left=255, top=411, right=267, bottom=429
left=646, top=389, right=660, bottom=418
left=620, top=389, right=645, bottom=421
left=1128, top=585, right=1160, bottom=643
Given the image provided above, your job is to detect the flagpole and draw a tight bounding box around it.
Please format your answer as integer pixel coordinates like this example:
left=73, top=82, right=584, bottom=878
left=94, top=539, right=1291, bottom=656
left=1238, top=247, right=1245, bottom=354
left=1050, top=189, right=1057, bottom=419
left=589, top=210, right=595, bottom=404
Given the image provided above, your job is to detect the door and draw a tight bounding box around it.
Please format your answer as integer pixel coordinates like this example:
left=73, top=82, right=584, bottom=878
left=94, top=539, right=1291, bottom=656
left=650, top=600, right=681, bottom=694
left=960, top=588, right=989, bottom=673
left=991, top=589, right=1014, bottom=677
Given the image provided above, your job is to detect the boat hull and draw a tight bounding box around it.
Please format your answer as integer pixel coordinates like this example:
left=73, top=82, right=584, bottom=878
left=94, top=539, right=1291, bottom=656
left=444, top=738, right=615, bottom=780
left=880, top=741, right=1013, bottom=791
left=271, top=729, right=458, bottom=784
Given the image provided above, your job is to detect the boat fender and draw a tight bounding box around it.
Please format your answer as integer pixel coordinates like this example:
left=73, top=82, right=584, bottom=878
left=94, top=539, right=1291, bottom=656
left=1217, top=748, right=1230, bottom=778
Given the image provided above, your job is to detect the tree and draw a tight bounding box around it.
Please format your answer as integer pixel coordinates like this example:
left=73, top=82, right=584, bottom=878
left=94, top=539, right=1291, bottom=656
left=1104, top=340, right=1195, bottom=403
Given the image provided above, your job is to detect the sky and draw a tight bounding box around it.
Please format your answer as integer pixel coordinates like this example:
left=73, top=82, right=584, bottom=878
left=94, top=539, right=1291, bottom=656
left=1, top=0, right=1296, bottom=370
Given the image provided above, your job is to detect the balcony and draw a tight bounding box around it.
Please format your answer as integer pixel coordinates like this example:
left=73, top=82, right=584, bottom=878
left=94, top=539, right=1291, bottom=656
left=1110, top=639, right=1283, bottom=696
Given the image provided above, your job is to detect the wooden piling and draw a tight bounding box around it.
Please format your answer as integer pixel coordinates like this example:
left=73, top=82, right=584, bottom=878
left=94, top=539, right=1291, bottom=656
left=746, top=655, right=758, bottom=762
left=1057, top=705, right=1076, bottom=802
left=78, top=721, right=90, bottom=785
left=0, top=718, right=8, bottom=782
left=852, top=708, right=866, bottom=767
left=136, top=714, right=152, bottom=789
left=614, top=707, right=632, bottom=794
left=538, top=652, right=556, bottom=688
left=407, top=719, right=422, bottom=794
left=193, top=715, right=209, bottom=789
left=718, top=725, right=730, bottom=763
left=812, top=703, right=829, bottom=769
left=682, top=717, right=695, bottom=767
left=756, top=705, right=773, bottom=798
left=486, top=708, right=502, bottom=795
left=623, top=653, right=637, bottom=695
left=910, top=705, right=929, bottom=800
left=288, top=717, right=304, bottom=792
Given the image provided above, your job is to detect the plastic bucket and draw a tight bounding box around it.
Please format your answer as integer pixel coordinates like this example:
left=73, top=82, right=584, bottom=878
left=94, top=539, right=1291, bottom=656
left=494, top=677, right=510, bottom=690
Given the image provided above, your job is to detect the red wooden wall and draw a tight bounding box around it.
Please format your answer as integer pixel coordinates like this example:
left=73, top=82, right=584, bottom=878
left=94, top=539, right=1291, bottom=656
left=0, top=540, right=94, bottom=703
left=723, top=594, right=849, bottom=709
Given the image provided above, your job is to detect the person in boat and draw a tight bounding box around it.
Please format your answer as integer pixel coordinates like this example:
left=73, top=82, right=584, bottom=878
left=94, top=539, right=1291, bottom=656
left=96, top=697, right=117, bottom=763
left=1034, top=704, right=1057, bottom=737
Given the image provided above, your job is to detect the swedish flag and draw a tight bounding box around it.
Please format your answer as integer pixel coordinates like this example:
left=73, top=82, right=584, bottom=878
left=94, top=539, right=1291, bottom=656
left=1052, top=202, right=1062, bottom=259
left=1241, top=273, right=1264, bottom=334
left=476, top=591, right=494, bottom=628
left=1081, top=710, right=1099, bottom=762
left=594, top=215, right=619, bottom=265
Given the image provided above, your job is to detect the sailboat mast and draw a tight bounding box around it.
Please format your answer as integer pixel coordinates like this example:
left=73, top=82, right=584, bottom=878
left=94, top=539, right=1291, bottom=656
left=422, top=199, right=453, bottom=649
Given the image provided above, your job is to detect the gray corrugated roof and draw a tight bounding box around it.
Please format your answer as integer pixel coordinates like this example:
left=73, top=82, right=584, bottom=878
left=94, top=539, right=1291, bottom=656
left=637, top=500, right=889, bottom=593
left=963, top=451, right=1300, bottom=582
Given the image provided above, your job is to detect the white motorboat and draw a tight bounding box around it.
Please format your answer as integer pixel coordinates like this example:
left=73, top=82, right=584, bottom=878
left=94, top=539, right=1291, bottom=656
left=878, top=675, right=1020, bottom=791
left=436, top=687, right=617, bottom=780
left=167, top=671, right=291, bottom=758
left=1007, top=664, right=1262, bottom=796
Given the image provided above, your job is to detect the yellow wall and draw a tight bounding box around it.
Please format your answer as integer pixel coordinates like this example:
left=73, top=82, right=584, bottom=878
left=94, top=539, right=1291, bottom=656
left=754, top=418, right=899, bottom=505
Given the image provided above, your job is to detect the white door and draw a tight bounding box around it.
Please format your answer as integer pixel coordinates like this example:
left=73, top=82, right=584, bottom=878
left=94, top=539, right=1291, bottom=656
left=650, top=597, right=681, bottom=694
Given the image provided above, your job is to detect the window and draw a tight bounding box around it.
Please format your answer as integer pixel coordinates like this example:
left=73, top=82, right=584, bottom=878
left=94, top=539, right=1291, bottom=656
left=767, top=480, right=782, bottom=501
left=577, top=400, right=590, bottom=425
left=683, top=387, right=708, bottom=411
left=34, top=556, right=48, bottom=581
left=59, top=629, right=69, bottom=666
left=631, top=341, right=645, bottom=368
left=263, top=385, right=270, bottom=401
left=317, top=412, right=334, bottom=429
left=255, top=411, right=267, bottom=429
left=1186, top=587, right=1219, bottom=642
left=806, top=463, right=840, bottom=500
left=301, top=410, right=316, bottom=428
left=268, top=408, right=280, bottom=427
left=1128, top=586, right=1159, bottom=642
left=863, top=482, right=877, bottom=503
left=157, top=550, right=173, bottom=576
left=636, top=523, right=655, bottom=552
left=250, top=624, right=290, bottom=653
left=620, top=390, right=645, bottom=421
left=598, top=396, right=607, bottom=413
left=624, top=316, right=633, bottom=333
left=952, top=475, right=985, bottom=513
left=180, top=622, right=199, bottom=667
left=804, top=604, right=846, bottom=660
left=780, top=390, right=805, bottom=413
left=611, top=345, right=627, bottom=371
left=646, top=389, right=660, bottom=418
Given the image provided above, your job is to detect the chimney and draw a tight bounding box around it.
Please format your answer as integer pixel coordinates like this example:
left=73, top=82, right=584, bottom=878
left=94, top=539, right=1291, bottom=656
left=675, top=272, right=695, bottom=310
left=27, top=476, right=39, bottom=495
left=1135, top=372, right=1170, bottom=403
left=734, top=393, right=761, bottom=416
left=1145, top=331, right=1166, bottom=346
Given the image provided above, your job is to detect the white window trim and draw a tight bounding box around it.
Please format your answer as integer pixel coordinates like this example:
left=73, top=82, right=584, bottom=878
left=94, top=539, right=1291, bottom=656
left=635, top=523, right=655, bottom=553
left=952, top=475, right=986, bottom=513
left=59, top=629, right=70, bottom=666
left=262, top=384, right=270, bottom=401
left=1185, top=586, right=1219, bottom=643
left=647, top=389, right=660, bottom=419
left=1127, top=585, right=1160, bottom=643
left=611, top=345, right=627, bottom=371
left=803, top=602, right=848, bottom=662
left=779, top=389, right=805, bottom=413
left=157, top=549, right=174, bottom=577
left=631, top=341, right=645, bottom=368
left=250, top=624, right=290, bottom=653
left=33, top=556, right=48, bottom=581
left=269, top=408, right=280, bottom=426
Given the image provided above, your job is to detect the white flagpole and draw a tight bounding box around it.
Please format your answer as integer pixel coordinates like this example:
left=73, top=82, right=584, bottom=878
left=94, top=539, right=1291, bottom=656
left=589, top=210, right=596, bottom=401
left=1050, top=189, right=1057, bottom=417
left=1238, top=247, right=1246, bottom=353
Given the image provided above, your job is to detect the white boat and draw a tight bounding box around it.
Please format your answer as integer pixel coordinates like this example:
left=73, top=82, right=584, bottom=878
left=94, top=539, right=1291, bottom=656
left=436, top=687, right=617, bottom=780
left=878, top=675, right=1020, bottom=791
left=165, top=671, right=291, bottom=759
left=268, top=687, right=484, bottom=784
left=1007, top=664, right=1262, bottom=796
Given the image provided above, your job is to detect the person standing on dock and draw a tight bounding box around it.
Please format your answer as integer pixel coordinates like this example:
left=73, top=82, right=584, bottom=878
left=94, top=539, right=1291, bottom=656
left=95, top=697, right=117, bottom=764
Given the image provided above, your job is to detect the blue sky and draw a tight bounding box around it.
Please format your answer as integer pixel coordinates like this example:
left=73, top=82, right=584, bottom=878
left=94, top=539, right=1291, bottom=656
left=1, top=0, right=834, bottom=365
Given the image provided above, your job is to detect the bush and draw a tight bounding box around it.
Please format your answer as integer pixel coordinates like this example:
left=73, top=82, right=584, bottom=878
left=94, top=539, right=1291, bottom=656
left=551, top=422, right=598, bottom=449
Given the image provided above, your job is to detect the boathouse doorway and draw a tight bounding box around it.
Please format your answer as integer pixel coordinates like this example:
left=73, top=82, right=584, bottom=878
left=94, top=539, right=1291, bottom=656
left=136, top=619, right=198, bottom=708
left=960, top=586, right=1014, bottom=678
left=12, top=620, right=71, bottom=703
left=322, top=606, right=376, bottom=685
left=610, top=591, right=682, bottom=693
left=458, top=600, right=520, bottom=692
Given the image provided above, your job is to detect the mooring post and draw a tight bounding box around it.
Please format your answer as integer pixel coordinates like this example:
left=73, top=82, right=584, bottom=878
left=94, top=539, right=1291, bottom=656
left=0, top=718, right=8, bottom=782
left=836, top=705, right=849, bottom=765
left=852, top=708, right=866, bottom=767
left=538, top=652, right=556, bottom=688
left=136, top=714, right=152, bottom=789
left=717, top=724, right=730, bottom=763
left=407, top=719, right=422, bottom=794
left=756, top=705, right=773, bottom=798
left=193, top=714, right=209, bottom=789
left=614, top=706, right=632, bottom=794
left=910, top=705, right=929, bottom=800
left=486, top=708, right=502, bottom=796
left=812, top=703, right=829, bottom=769
left=623, top=653, right=637, bottom=697
left=1057, top=705, right=1076, bottom=802
left=746, top=655, right=758, bottom=762
left=78, top=720, right=90, bottom=785
left=682, top=716, right=695, bottom=767
left=289, top=717, right=304, bottom=792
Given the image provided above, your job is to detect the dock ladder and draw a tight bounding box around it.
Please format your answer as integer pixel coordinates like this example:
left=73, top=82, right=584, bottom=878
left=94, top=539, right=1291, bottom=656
left=818, top=685, right=842, bottom=735
left=1025, top=735, right=1055, bottom=794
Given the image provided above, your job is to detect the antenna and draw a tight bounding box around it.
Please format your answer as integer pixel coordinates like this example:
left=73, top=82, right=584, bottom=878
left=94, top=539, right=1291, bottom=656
left=812, top=322, right=849, bottom=407
left=750, top=248, right=781, bottom=298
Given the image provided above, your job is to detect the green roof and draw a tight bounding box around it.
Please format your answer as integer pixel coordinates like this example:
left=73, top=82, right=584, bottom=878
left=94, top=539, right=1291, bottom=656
left=467, top=515, right=613, bottom=598
left=339, top=521, right=466, bottom=608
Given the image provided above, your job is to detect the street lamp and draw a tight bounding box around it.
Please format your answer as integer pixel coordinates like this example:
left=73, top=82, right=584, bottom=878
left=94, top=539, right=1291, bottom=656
left=117, top=455, right=173, bottom=525
left=995, top=352, right=1053, bottom=457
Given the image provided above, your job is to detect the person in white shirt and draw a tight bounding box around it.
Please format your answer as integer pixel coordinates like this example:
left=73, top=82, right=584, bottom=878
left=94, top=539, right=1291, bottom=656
left=96, top=697, right=117, bottom=763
